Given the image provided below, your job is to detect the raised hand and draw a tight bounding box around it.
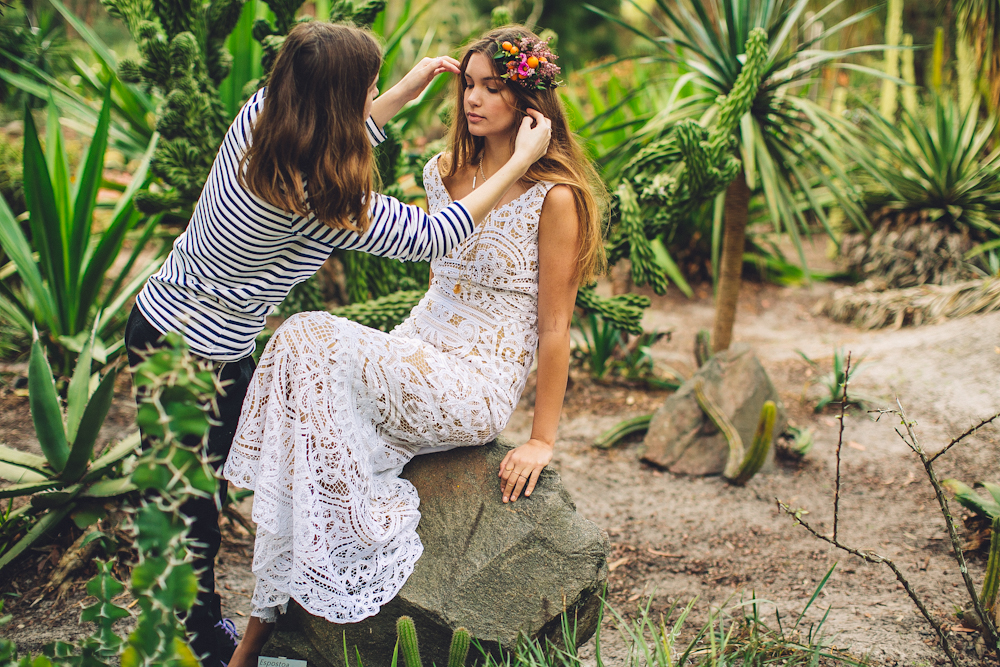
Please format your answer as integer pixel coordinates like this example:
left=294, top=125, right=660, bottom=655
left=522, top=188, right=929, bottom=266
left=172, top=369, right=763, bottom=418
left=513, top=108, right=552, bottom=166
left=395, top=56, right=462, bottom=102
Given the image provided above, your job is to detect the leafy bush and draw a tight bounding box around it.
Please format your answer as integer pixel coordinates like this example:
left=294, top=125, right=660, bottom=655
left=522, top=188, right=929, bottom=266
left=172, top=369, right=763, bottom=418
left=0, top=94, right=161, bottom=368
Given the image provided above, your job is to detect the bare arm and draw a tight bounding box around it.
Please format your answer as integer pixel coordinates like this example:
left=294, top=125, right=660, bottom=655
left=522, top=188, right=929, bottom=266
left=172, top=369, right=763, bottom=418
left=499, top=185, right=580, bottom=503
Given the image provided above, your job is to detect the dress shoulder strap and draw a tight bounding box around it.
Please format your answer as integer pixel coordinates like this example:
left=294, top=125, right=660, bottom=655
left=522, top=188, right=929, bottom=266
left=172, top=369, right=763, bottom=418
left=422, top=153, right=451, bottom=216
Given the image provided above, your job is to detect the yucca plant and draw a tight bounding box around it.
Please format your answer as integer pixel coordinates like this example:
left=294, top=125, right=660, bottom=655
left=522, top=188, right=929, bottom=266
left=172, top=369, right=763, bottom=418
left=840, top=96, right=1000, bottom=285
left=0, top=92, right=162, bottom=370
left=0, top=324, right=139, bottom=575
left=795, top=347, right=866, bottom=412
left=588, top=0, right=882, bottom=352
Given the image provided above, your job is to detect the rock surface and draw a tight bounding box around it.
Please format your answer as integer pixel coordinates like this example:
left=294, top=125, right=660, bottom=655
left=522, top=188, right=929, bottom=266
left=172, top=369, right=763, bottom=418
left=641, top=344, right=786, bottom=474
left=261, top=439, right=609, bottom=667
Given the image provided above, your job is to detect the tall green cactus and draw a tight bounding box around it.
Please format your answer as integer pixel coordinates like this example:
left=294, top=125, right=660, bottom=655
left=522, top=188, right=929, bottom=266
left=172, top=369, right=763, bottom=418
left=446, top=627, right=471, bottom=667
left=396, top=616, right=422, bottom=667
left=730, top=400, right=775, bottom=486
left=607, top=27, right=767, bottom=295
left=105, top=0, right=244, bottom=216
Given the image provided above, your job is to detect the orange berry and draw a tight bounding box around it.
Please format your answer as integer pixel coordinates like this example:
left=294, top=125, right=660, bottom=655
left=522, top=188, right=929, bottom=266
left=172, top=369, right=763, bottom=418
left=511, top=72, right=519, bottom=80
left=507, top=61, right=516, bottom=69
left=527, top=56, right=539, bottom=68
left=509, top=46, right=519, bottom=55
left=539, top=56, right=548, bottom=63
left=502, top=41, right=513, bottom=51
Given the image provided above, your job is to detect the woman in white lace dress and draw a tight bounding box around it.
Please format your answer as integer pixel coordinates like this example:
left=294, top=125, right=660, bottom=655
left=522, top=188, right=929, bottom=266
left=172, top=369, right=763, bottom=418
left=224, top=26, right=606, bottom=665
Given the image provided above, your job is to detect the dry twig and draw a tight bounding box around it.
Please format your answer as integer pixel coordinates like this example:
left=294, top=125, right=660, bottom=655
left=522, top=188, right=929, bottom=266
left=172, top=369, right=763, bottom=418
left=833, top=352, right=850, bottom=542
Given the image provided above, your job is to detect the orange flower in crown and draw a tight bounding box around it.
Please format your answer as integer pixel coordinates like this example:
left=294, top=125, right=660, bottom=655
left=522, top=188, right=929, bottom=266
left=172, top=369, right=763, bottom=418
left=493, top=36, right=561, bottom=90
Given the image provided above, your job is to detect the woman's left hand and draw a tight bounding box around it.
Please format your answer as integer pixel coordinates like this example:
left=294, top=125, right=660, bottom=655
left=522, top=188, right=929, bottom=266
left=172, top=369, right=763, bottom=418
left=498, top=439, right=553, bottom=503
left=397, top=56, right=461, bottom=102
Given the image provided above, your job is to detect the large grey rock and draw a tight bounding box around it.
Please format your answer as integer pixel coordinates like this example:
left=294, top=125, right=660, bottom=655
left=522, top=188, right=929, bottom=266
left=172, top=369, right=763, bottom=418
left=261, top=439, right=609, bottom=667
left=641, top=345, right=786, bottom=475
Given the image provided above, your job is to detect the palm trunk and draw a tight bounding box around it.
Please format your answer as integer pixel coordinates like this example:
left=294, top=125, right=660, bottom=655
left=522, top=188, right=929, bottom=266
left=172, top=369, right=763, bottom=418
left=712, top=169, right=750, bottom=353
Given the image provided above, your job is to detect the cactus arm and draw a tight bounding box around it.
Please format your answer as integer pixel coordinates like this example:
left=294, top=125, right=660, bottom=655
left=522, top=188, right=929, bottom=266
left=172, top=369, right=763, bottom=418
left=396, top=616, right=422, bottom=667
left=693, top=378, right=744, bottom=478
left=447, top=627, right=471, bottom=667
left=594, top=414, right=653, bottom=449
left=730, top=401, right=776, bottom=486
left=982, top=515, right=1000, bottom=617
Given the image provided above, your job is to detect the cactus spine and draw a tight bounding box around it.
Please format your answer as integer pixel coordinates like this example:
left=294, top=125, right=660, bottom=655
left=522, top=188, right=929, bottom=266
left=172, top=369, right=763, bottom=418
left=982, top=515, right=1000, bottom=617
left=447, top=627, right=471, bottom=667
left=397, top=616, right=422, bottom=667
left=730, top=401, right=776, bottom=486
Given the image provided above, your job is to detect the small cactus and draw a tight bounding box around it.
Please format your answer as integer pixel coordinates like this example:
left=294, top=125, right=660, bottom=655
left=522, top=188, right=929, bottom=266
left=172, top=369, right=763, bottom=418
left=694, top=329, right=712, bottom=368
left=397, top=616, right=422, bottom=667
left=982, top=515, right=1000, bottom=615
left=730, top=401, right=776, bottom=486
left=447, top=627, right=470, bottom=667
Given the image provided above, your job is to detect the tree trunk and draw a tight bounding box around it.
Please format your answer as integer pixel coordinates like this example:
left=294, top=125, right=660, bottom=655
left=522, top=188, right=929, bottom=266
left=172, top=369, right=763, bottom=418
left=712, top=169, right=751, bottom=353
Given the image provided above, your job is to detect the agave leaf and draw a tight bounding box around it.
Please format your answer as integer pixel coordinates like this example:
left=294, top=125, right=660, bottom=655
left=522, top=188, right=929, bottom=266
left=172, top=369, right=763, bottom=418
left=0, top=461, right=48, bottom=484
left=83, top=431, right=141, bottom=483
left=0, top=505, right=72, bottom=575
left=62, top=365, right=118, bottom=484
left=81, top=477, right=137, bottom=498
left=943, top=478, right=1000, bottom=519
left=31, top=483, right=83, bottom=509
left=66, top=316, right=100, bottom=446
left=69, top=88, right=112, bottom=291
left=28, top=332, right=68, bottom=471
left=0, top=478, right=63, bottom=498
left=0, top=446, right=50, bottom=476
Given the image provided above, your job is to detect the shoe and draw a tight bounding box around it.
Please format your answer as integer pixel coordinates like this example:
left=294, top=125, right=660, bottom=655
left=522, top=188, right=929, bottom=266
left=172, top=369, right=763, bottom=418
left=214, top=618, right=240, bottom=665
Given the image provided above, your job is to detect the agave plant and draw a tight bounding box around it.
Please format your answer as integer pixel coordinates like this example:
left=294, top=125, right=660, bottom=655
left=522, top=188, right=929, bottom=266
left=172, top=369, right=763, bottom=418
left=0, top=325, right=139, bottom=575
left=588, top=0, right=883, bottom=351
left=0, top=91, right=162, bottom=370
left=843, top=97, right=1000, bottom=281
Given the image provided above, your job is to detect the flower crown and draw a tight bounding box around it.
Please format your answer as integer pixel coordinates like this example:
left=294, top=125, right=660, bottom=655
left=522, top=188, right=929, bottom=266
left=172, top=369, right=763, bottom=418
left=492, top=36, right=561, bottom=90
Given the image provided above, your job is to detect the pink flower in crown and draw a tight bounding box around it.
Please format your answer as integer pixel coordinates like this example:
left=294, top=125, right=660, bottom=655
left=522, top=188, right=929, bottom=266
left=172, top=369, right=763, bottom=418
left=517, top=53, right=534, bottom=77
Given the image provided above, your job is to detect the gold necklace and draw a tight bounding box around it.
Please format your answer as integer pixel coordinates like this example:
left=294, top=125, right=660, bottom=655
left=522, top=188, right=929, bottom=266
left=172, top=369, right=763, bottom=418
left=453, top=156, right=492, bottom=295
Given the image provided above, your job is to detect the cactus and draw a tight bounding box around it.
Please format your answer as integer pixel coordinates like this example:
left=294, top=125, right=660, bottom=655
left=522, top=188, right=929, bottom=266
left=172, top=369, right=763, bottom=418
left=397, top=615, right=422, bottom=667
left=606, top=28, right=767, bottom=297
left=694, top=329, right=712, bottom=368
left=729, top=401, right=775, bottom=486
left=594, top=413, right=653, bottom=449
left=692, top=378, right=744, bottom=479
left=982, top=515, right=1000, bottom=616
left=447, top=627, right=470, bottom=667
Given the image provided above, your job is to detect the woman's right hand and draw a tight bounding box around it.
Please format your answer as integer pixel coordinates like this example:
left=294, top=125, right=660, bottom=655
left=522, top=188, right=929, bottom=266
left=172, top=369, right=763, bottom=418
left=513, top=108, right=552, bottom=166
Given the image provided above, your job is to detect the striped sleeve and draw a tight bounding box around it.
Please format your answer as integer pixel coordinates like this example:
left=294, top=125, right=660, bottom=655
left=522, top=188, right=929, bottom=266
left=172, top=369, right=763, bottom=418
left=366, top=117, right=387, bottom=147
left=335, top=194, right=474, bottom=262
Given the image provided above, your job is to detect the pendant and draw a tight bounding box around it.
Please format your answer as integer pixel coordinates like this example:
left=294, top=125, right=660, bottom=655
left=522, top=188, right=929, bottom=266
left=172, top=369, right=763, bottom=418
left=453, top=282, right=462, bottom=294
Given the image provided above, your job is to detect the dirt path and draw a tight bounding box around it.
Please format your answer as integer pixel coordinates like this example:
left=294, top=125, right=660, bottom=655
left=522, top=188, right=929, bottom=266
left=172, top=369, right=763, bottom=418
left=0, top=279, right=997, bottom=665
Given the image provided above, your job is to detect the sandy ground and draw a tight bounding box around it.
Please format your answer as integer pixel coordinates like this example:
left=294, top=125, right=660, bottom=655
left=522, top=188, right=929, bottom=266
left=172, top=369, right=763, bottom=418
left=0, top=275, right=998, bottom=665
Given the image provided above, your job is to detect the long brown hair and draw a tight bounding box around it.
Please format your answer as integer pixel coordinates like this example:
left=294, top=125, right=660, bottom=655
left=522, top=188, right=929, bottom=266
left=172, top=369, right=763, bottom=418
left=446, top=26, right=607, bottom=284
left=239, top=22, right=382, bottom=232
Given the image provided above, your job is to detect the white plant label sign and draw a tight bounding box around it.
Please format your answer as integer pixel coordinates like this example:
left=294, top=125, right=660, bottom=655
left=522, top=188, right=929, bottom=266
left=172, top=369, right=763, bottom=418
left=258, top=658, right=307, bottom=667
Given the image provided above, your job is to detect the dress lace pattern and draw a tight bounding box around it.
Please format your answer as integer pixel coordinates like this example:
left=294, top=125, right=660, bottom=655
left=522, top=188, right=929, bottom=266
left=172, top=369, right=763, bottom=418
left=224, top=155, right=553, bottom=623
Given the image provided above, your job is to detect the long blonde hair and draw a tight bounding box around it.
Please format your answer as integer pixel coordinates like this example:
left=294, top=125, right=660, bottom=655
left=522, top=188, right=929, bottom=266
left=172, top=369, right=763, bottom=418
left=446, top=26, right=608, bottom=284
left=239, top=22, right=382, bottom=232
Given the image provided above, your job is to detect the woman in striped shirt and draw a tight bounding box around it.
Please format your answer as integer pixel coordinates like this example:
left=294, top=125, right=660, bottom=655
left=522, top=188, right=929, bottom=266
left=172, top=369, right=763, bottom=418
left=125, top=22, right=552, bottom=667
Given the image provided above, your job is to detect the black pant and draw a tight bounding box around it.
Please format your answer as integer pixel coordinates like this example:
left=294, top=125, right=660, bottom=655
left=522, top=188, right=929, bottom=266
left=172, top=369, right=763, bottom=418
left=125, top=305, right=256, bottom=666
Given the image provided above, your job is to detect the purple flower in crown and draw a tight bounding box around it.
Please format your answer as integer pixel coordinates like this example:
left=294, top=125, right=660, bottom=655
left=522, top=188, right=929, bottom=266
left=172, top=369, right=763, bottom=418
left=493, top=35, right=561, bottom=89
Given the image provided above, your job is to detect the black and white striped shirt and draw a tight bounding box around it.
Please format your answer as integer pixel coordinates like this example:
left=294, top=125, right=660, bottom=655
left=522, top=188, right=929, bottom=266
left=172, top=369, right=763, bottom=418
left=135, top=88, right=473, bottom=361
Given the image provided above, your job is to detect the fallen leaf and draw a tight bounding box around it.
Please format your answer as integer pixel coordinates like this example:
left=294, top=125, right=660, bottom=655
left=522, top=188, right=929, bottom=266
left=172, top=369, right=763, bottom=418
left=236, top=610, right=247, bottom=617
left=608, top=556, right=630, bottom=572
left=627, top=592, right=641, bottom=602
left=847, top=441, right=866, bottom=451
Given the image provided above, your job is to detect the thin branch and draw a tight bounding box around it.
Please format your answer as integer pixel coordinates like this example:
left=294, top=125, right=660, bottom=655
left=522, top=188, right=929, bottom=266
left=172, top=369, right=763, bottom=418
left=892, top=399, right=1000, bottom=650
left=928, top=411, right=1000, bottom=464
left=833, top=352, right=851, bottom=541
left=776, top=500, right=960, bottom=667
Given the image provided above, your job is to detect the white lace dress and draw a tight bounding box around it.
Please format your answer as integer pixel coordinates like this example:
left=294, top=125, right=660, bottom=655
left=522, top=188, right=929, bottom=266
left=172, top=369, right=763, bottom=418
left=224, top=155, right=554, bottom=623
